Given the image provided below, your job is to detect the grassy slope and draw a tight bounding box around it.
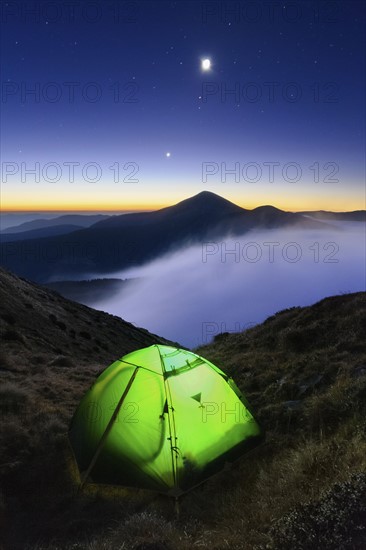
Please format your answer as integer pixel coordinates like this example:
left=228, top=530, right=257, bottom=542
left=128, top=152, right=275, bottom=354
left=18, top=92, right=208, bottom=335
left=194, top=291, right=366, bottom=549
left=0, top=268, right=177, bottom=549
left=0, top=269, right=365, bottom=549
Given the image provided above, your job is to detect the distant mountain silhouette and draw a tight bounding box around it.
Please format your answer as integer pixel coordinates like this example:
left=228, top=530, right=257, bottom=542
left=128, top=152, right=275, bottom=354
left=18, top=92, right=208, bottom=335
left=91, top=191, right=245, bottom=231
left=0, top=224, right=84, bottom=242
left=0, top=191, right=348, bottom=283
left=300, top=210, right=366, bottom=222
left=1, top=214, right=110, bottom=234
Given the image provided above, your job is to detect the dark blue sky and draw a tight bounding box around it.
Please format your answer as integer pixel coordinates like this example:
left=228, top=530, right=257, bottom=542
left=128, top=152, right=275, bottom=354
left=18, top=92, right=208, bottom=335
left=1, top=1, right=365, bottom=211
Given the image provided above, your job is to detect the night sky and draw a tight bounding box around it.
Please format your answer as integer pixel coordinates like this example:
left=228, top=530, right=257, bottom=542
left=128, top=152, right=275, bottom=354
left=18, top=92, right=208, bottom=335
left=1, top=1, right=365, bottom=211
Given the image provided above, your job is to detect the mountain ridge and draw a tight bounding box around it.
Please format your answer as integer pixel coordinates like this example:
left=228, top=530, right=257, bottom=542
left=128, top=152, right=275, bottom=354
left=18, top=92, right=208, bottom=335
left=0, top=191, right=335, bottom=283
left=0, top=267, right=177, bottom=371
left=0, top=214, right=110, bottom=234
left=2, top=192, right=363, bottom=242
left=0, top=224, right=85, bottom=242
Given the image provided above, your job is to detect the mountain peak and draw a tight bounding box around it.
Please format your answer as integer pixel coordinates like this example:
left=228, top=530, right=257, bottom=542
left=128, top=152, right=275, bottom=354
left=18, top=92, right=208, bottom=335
left=186, top=190, right=235, bottom=202
left=168, top=191, right=245, bottom=214
left=193, top=190, right=223, bottom=199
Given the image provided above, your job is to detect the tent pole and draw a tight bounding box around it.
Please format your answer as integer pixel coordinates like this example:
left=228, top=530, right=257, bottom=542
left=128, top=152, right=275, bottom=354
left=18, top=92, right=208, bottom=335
left=80, top=365, right=140, bottom=488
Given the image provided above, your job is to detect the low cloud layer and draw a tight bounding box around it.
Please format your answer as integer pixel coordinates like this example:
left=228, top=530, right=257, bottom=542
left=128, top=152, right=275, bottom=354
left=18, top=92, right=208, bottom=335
left=91, top=222, right=365, bottom=348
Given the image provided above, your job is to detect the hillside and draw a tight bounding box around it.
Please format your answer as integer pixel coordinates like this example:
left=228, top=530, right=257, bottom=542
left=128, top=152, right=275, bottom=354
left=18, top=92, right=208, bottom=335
left=0, top=270, right=365, bottom=549
left=43, top=278, right=133, bottom=306
left=0, top=191, right=330, bottom=283
left=0, top=268, right=175, bottom=366
left=300, top=210, right=366, bottom=222
left=0, top=224, right=85, bottom=242
left=1, top=214, right=110, bottom=234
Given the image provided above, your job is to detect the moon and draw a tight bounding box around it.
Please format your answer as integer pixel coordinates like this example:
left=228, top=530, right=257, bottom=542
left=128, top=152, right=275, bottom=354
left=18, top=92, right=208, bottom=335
left=166, top=152, right=171, bottom=158
left=201, top=58, right=211, bottom=71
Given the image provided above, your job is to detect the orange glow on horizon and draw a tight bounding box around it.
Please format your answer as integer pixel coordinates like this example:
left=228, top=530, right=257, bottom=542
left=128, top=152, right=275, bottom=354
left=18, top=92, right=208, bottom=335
left=1, top=192, right=364, bottom=213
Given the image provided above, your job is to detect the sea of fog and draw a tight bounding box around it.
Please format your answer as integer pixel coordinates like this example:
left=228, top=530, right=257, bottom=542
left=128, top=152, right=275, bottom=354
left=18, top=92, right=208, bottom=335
left=87, top=222, right=365, bottom=348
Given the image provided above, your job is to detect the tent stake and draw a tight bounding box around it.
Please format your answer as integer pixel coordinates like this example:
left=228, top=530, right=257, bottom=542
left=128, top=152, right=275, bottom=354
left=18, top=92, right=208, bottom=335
left=174, top=497, right=180, bottom=519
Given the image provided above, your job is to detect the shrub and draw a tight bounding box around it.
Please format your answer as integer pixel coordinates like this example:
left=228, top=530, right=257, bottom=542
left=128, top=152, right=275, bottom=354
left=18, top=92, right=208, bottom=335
left=213, top=332, right=230, bottom=343
left=30, top=355, right=47, bottom=365
left=2, top=329, right=25, bottom=343
left=0, top=382, right=28, bottom=416
left=49, top=356, right=75, bottom=368
left=268, top=473, right=366, bottom=549
left=1, top=312, right=16, bottom=324
left=0, top=418, right=31, bottom=464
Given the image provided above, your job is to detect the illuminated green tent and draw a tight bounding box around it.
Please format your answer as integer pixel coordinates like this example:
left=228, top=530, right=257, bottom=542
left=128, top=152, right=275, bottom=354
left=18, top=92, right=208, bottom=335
left=69, top=345, right=262, bottom=496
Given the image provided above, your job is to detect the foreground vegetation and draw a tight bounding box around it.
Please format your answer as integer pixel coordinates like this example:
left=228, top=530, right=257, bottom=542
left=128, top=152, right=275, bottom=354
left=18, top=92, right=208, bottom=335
left=1, top=270, right=365, bottom=549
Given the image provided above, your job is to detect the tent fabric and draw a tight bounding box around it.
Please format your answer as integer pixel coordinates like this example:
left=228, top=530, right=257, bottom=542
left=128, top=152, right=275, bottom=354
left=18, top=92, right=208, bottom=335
left=69, top=345, right=263, bottom=496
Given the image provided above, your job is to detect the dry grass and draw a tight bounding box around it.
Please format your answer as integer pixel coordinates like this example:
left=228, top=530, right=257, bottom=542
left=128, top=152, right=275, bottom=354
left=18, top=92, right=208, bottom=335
left=0, top=270, right=365, bottom=549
